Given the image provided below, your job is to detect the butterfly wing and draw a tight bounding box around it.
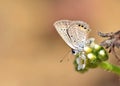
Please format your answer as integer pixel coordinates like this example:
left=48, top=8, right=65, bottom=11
left=67, top=21, right=90, bottom=51
left=54, top=20, right=76, bottom=49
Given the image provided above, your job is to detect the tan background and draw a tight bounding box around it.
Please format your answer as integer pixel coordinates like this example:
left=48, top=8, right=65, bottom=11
left=0, top=0, right=120, bottom=86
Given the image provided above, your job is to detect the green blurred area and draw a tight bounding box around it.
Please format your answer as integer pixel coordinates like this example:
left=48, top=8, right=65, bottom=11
left=0, top=0, right=120, bottom=86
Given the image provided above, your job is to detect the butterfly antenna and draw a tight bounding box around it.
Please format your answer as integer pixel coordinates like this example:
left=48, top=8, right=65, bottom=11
left=59, top=50, right=71, bottom=62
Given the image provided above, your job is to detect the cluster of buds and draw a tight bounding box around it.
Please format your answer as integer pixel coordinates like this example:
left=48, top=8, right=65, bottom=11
left=74, top=40, right=108, bottom=73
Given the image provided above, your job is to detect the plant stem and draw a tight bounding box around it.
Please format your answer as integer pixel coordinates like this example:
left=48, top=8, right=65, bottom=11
left=99, top=62, right=120, bottom=76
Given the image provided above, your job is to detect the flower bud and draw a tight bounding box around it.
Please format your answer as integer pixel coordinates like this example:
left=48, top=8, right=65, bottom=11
left=87, top=53, right=97, bottom=63
left=84, top=46, right=92, bottom=53
left=98, top=49, right=108, bottom=61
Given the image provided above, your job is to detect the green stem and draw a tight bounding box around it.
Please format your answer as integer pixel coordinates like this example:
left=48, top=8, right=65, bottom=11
left=99, top=62, right=120, bottom=76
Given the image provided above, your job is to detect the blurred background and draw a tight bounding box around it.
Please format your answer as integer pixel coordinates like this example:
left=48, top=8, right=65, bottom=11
left=0, top=0, right=120, bottom=86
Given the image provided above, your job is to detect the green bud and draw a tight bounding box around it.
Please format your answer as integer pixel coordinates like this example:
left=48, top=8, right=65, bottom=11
left=90, top=43, right=102, bottom=54
left=99, top=50, right=106, bottom=56
left=87, top=53, right=97, bottom=63
left=84, top=46, right=92, bottom=53
left=94, top=44, right=102, bottom=51
left=98, top=49, right=108, bottom=61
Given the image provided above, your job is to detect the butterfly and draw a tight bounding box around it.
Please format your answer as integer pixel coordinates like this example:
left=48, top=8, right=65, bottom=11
left=54, top=20, right=91, bottom=70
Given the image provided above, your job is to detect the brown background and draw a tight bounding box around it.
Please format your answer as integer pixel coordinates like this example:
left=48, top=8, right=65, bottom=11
left=0, top=0, right=120, bottom=86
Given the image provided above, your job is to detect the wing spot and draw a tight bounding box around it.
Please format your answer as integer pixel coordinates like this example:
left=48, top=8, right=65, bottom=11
left=74, top=40, right=76, bottom=42
left=81, top=25, right=84, bottom=27
left=78, top=24, right=81, bottom=26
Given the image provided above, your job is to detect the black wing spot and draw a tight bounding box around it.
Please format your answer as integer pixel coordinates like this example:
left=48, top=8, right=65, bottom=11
left=81, top=25, right=84, bottom=27
left=78, top=24, right=81, bottom=26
